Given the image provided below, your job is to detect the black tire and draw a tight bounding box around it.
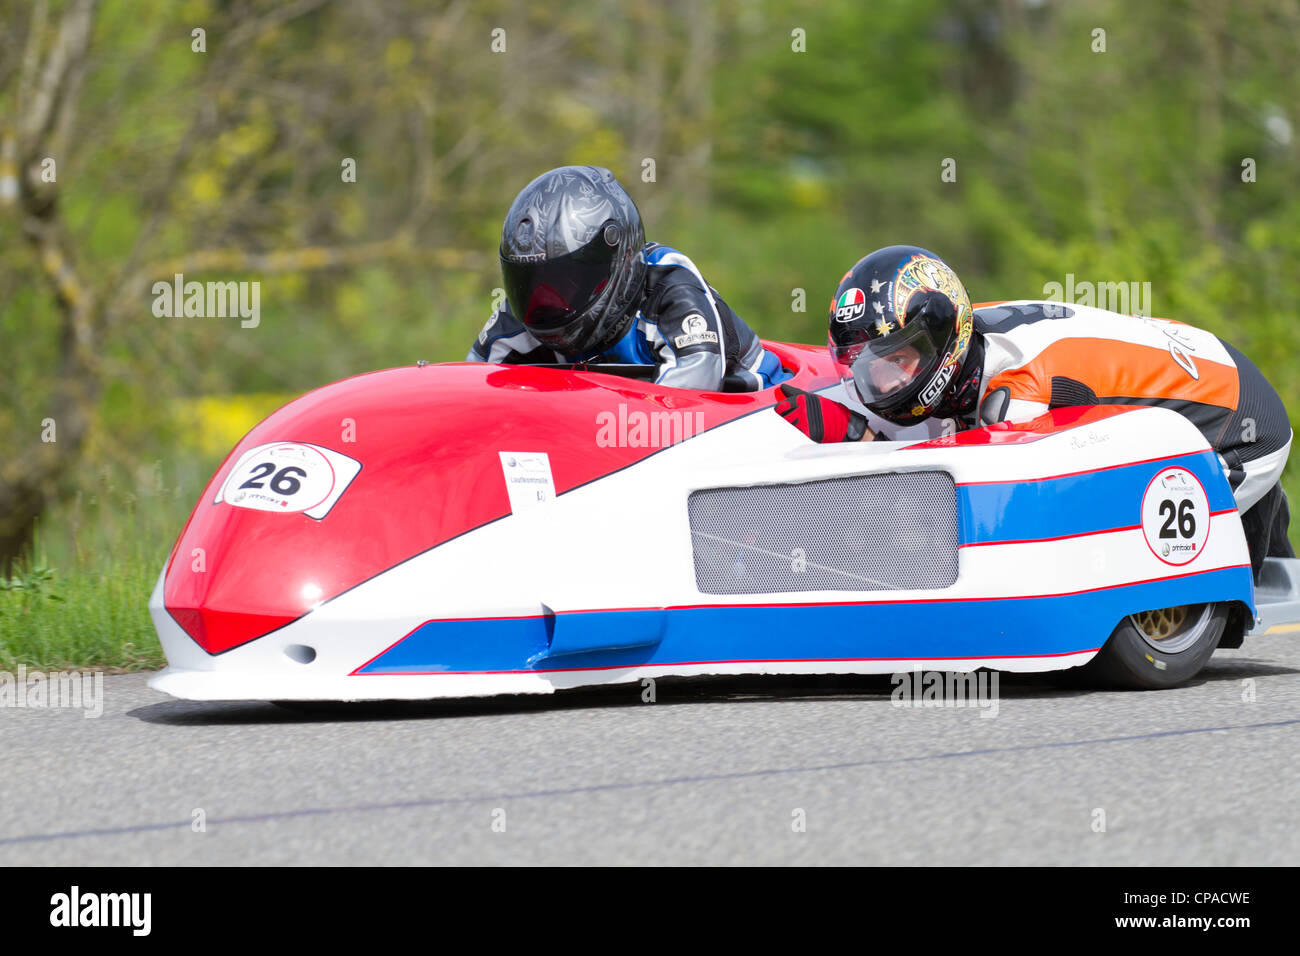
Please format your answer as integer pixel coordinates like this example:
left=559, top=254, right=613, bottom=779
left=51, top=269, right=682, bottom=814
left=1069, top=602, right=1231, bottom=689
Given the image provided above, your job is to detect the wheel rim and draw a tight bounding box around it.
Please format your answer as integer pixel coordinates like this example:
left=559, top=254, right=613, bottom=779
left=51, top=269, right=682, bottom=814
left=1129, top=603, right=1213, bottom=654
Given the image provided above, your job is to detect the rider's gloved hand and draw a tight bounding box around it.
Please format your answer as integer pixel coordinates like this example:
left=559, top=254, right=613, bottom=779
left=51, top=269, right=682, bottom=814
left=773, top=384, right=872, bottom=443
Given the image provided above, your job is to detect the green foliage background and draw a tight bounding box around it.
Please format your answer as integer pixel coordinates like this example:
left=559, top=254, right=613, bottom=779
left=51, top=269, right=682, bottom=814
left=1, top=0, right=1297, bottom=666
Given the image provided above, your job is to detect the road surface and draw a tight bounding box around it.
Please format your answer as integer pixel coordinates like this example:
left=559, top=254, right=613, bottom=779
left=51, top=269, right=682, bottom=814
left=2, top=643, right=1297, bottom=865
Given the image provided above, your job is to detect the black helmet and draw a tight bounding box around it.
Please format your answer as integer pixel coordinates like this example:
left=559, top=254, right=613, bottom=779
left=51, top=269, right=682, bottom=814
left=499, top=165, right=647, bottom=357
left=827, top=245, right=976, bottom=426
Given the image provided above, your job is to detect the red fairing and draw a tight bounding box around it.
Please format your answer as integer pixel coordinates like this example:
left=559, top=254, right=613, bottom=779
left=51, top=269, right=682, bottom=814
left=906, top=405, right=1138, bottom=448
left=164, top=343, right=838, bottom=654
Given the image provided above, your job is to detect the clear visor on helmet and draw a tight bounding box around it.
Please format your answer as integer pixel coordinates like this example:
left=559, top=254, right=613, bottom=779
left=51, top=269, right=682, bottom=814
left=831, top=319, right=944, bottom=408
left=500, top=226, right=618, bottom=335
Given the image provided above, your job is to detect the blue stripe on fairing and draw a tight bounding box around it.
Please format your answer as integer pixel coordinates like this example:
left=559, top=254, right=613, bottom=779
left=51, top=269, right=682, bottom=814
left=355, top=564, right=1253, bottom=675
left=959, top=449, right=1234, bottom=546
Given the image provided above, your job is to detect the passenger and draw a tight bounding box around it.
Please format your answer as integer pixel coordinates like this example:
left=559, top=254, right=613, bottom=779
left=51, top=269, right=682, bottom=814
left=773, top=244, right=1293, bottom=579
left=467, top=165, right=789, bottom=391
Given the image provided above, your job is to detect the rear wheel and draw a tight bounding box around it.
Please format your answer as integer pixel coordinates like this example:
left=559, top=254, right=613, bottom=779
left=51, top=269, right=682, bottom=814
left=1070, top=602, right=1231, bottom=689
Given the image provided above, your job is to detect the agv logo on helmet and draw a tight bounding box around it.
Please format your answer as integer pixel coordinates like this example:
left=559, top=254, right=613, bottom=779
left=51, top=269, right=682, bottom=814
left=834, top=287, right=867, bottom=323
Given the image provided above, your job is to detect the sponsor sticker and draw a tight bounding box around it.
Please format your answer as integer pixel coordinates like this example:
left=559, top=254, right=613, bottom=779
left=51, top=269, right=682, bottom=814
left=674, top=315, right=719, bottom=349
left=1140, top=466, right=1211, bottom=566
left=918, top=355, right=956, bottom=405
left=216, top=442, right=361, bottom=519
left=674, top=332, right=719, bottom=348
left=499, top=451, right=556, bottom=512
left=834, top=287, right=867, bottom=323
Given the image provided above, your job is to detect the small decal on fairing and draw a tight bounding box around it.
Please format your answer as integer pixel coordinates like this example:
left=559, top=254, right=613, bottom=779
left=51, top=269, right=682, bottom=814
left=216, top=442, right=361, bottom=519
left=1140, top=466, right=1210, bottom=566
left=499, top=451, right=555, bottom=512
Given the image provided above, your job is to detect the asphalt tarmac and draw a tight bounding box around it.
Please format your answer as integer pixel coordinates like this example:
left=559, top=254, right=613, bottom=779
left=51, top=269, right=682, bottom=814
left=2, top=643, right=1297, bottom=865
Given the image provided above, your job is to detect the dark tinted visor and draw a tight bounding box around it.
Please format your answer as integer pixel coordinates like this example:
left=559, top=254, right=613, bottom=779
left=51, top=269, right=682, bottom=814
left=501, top=227, right=618, bottom=331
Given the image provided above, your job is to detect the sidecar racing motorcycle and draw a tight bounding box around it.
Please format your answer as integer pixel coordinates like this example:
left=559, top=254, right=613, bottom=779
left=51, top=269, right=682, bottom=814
left=148, top=337, right=1300, bottom=701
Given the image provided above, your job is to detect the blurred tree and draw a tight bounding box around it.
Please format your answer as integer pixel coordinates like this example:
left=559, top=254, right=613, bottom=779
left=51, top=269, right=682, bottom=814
left=1, top=0, right=498, bottom=566
left=0, top=0, right=1297, bottom=571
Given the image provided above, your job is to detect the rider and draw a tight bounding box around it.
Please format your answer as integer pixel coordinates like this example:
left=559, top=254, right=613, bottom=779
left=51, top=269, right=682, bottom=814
left=773, top=244, right=1293, bottom=580
left=467, top=165, right=789, bottom=392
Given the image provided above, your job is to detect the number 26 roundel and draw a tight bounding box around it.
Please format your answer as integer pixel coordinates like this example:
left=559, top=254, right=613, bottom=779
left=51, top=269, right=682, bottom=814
left=215, top=442, right=361, bottom=519
left=1140, top=466, right=1211, bottom=567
